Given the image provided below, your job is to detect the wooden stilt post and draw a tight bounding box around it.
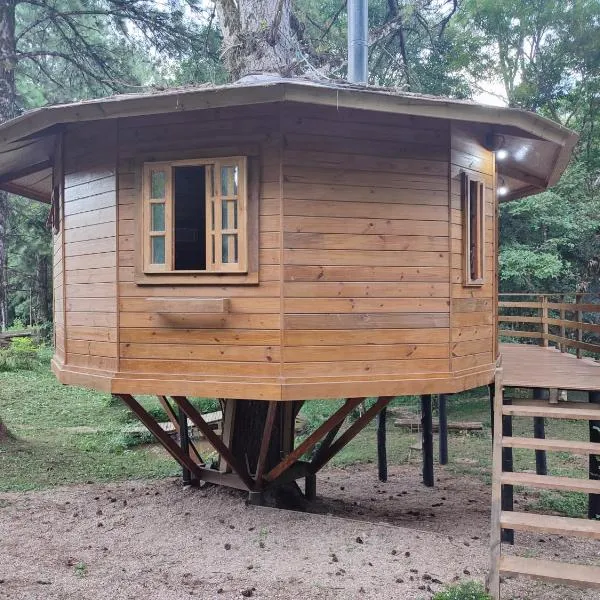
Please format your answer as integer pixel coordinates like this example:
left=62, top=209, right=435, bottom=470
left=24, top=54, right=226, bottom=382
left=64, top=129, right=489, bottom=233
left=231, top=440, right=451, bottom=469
left=589, top=390, right=600, bottom=520
left=178, top=403, right=192, bottom=486
left=533, top=388, right=548, bottom=476
left=501, top=395, right=514, bottom=545
left=421, top=394, right=434, bottom=487
left=488, top=368, right=503, bottom=599
left=439, top=394, right=449, bottom=466
left=305, top=472, right=317, bottom=501
left=377, top=405, right=388, bottom=482
left=489, top=383, right=495, bottom=438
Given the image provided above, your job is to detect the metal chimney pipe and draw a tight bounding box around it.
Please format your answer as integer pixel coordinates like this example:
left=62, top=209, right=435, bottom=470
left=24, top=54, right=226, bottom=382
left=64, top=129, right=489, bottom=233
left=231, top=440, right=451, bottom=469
left=348, top=0, right=368, bottom=84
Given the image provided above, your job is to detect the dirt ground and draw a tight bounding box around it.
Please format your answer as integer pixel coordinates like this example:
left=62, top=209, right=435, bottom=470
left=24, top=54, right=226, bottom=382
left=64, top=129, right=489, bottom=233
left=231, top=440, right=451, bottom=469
left=0, top=464, right=597, bottom=600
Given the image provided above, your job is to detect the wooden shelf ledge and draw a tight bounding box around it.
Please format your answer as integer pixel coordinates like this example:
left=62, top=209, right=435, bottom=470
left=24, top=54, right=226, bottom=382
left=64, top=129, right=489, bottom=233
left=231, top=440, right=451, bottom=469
left=150, top=297, right=230, bottom=314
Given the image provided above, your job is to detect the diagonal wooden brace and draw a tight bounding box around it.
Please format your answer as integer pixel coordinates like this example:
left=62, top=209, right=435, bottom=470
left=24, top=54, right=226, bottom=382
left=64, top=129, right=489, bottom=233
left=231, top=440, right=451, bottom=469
left=171, top=396, right=254, bottom=491
left=264, top=397, right=363, bottom=483
left=114, top=394, right=203, bottom=479
left=311, top=396, right=394, bottom=472
left=157, top=395, right=203, bottom=465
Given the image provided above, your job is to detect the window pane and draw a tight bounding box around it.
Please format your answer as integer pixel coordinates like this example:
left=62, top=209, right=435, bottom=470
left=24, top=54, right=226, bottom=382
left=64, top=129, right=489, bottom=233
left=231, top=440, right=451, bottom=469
left=151, top=170, right=166, bottom=199
left=211, top=234, right=215, bottom=264
left=151, top=203, right=165, bottom=232
left=210, top=200, right=215, bottom=230
left=221, top=165, right=238, bottom=197
left=222, top=234, right=238, bottom=264
left=222, top=199, right=238, bottom=229
left=151, top=236, right=165, bottom=264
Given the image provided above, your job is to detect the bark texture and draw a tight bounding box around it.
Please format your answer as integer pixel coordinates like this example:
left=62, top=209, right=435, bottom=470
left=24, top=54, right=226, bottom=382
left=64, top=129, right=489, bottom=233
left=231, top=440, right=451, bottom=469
left=0, top=1, right=16, bottom=332
left=215, top=0, right=302, bottom=80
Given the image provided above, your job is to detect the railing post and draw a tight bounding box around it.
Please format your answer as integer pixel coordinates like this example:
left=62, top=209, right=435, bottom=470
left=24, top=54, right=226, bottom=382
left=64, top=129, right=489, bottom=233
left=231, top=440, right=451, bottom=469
left=576, top=293, right=583, bottom=359
left=560, top=307, right=566, bottom=352
left=541, top=295, right=549, bottom=347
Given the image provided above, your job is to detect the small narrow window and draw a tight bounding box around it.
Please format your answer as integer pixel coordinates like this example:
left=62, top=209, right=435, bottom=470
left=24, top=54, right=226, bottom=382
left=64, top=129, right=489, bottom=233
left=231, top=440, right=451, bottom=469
left=142, top=156, right=247, bottom=274
left=462, top=172, right=485, bottom=286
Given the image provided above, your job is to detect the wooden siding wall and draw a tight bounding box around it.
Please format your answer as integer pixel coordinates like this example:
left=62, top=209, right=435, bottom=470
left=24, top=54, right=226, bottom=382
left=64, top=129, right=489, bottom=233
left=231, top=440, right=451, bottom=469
left=450, top=123, right=496, bottom=374
left=62, top=122, right=118, bottom=377
left=115, top=104, right=282, bottom=397
left=281, top=104, right=453, bottom=391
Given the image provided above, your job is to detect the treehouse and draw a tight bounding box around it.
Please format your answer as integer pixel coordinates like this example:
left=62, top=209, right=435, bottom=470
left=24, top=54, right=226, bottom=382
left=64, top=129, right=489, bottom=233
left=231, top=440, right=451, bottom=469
left=0, top=76, right=577, bottom=502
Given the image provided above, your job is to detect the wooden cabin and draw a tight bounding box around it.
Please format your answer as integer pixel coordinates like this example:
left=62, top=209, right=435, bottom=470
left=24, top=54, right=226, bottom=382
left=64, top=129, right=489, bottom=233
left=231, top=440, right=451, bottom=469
left=0, top=76, right=577, bottom=500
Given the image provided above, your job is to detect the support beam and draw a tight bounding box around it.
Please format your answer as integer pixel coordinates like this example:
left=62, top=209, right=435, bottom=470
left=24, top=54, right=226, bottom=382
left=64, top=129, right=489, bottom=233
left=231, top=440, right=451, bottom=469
left=311, top=420, right=343, bottom=465
left=421, top=395, right=434, bottom=487
left=377, top=406, right=388, bottom=482
left=178, top=403, right=192, bottom=486
left=265, top=398, right=363, bottom=482
left=589, top=391, right=600, bottom=520
left=501, top=396, right=514, bottom=545
left=254, top=401, right=278, bottom=488
left=533, top=388, right=548, bottom=476
left=157, top=395, right=203, bottom=465
left=114, top=394, right=203, bottom=480
left=305, top=472, right=317, bottom=502
left=311, top=397, right=393, bottom=472
left=439, top=394, right=449, bottom=465
left=172, top=396, right=254, bottom=491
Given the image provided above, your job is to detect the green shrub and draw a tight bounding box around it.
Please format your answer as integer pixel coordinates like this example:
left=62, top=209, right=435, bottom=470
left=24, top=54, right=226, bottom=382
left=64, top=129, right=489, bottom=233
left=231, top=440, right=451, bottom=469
left=0, top=337, right=38, bottom=372
left=433, top=581, right=492, bottom=600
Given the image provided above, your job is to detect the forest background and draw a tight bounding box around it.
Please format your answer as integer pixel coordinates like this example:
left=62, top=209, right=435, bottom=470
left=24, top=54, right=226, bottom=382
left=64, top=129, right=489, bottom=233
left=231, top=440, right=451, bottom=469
left=0, top=0, right=599, bottom=331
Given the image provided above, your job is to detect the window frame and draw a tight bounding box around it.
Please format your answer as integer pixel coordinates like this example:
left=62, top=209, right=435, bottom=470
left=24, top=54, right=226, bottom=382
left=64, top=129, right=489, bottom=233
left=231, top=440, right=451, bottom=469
left=136, top=155, right=255, bottom=284
left=461, top=171, right=485, bottom=287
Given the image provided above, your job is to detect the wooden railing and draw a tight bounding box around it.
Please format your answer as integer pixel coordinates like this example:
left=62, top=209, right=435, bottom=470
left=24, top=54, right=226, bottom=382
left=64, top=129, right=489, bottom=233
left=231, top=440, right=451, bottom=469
left=498, top=293, right=600, bottom=359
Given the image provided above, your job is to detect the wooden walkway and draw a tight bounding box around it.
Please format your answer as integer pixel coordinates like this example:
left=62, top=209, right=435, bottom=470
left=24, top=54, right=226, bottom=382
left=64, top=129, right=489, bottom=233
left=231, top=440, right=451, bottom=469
left=501, top=343, right=600, bottom=391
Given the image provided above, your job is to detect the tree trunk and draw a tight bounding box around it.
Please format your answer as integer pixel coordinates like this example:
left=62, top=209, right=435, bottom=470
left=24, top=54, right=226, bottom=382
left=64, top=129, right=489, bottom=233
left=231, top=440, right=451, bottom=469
left=0, top=1, right=16, bottom=332
left=0, top=417, right=13, bottom=441
left=35, top=254, right=51, bottom=324
left=225, top=400, right=295, bottom=476
left=215, top=0, right=301, bottom=80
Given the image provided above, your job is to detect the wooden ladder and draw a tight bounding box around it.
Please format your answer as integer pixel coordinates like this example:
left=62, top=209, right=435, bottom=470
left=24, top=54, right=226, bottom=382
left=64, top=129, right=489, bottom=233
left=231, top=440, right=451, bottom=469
left=489, top=368, right=600, bottom=598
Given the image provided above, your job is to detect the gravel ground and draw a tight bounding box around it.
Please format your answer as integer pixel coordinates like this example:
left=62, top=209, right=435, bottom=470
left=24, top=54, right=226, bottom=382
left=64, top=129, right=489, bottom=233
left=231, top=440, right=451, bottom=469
left=0, top=464, right=597, bottom=599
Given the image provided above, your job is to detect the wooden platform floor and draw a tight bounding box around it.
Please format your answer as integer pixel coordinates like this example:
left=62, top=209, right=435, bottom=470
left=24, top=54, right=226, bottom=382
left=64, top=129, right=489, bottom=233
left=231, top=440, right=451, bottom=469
left=501, top=343, right=600, bottom=391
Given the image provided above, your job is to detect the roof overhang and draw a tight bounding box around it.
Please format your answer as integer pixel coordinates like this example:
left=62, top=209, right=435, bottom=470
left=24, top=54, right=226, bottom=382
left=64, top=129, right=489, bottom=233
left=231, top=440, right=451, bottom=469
left=0, top=77, right=578, bottom=203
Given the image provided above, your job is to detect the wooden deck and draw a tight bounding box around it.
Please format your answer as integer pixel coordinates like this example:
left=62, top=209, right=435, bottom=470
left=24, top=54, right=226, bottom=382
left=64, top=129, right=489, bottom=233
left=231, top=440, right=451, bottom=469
left=501, top=343, right=600, bottom=391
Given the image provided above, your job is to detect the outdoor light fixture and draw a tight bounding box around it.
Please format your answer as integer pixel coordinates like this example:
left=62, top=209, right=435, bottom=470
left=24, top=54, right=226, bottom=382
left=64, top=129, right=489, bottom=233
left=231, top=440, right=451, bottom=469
left=497, top=177, right=509, bottom=197
left=484, top=132, right=508, bottom=160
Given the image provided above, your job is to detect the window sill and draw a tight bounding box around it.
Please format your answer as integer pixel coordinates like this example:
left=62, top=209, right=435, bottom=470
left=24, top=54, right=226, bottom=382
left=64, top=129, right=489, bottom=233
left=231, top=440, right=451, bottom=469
left=463, top=280, right=485, bottom=288
left=133, top=271, right=259, bottom=286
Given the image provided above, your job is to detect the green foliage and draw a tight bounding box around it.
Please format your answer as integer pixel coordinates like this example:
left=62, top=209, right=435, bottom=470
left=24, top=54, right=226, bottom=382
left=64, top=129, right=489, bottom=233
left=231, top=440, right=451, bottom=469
left=432, top=581, right=491, bottom=600
left=0, top=337, right=38, bottom=372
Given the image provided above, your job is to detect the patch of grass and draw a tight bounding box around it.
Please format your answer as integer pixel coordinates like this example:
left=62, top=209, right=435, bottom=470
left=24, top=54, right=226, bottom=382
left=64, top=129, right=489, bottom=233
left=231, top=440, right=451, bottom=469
left=528, top=490, right=588, bottom=518
left=432, top=580, right=491, bottom=600
left=74, top=562, right=88, bottom=578
left=0, top=367, right=182, bottom=491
